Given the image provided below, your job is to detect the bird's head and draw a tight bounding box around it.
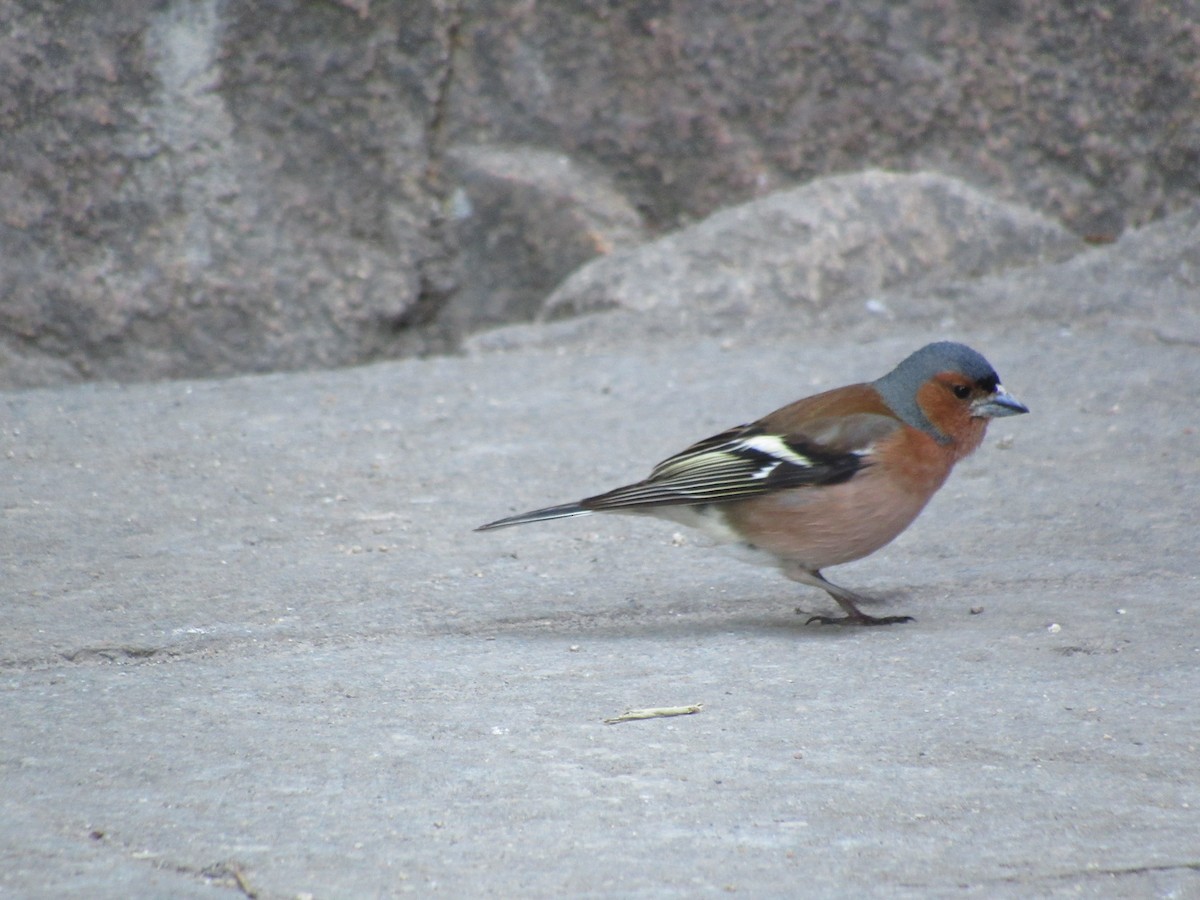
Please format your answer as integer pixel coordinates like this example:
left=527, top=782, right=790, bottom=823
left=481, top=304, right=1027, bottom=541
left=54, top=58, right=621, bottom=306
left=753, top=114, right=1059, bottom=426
left=874, top=341, right=1028, bottom=447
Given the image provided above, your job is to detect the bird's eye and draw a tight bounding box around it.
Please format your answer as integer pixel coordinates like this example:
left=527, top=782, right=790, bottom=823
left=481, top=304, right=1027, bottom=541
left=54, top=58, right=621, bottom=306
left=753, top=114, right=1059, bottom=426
left=952, top=384, right=971, bottom=400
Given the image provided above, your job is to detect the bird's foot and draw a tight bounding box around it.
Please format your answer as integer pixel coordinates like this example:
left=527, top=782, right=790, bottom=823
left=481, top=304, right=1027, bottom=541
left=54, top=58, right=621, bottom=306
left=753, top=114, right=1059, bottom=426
left=804, top=612, right=914, bottom=626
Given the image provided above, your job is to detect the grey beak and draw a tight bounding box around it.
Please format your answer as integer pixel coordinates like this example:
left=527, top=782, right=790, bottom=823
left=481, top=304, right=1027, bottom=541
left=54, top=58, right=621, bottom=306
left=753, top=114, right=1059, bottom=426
left=972, top=386, right=1029, bottom=418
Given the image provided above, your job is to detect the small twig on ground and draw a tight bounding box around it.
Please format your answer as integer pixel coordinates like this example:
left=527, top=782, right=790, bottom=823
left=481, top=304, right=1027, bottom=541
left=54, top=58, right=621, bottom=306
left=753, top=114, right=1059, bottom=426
left=604, top=704, right=704, bottom=724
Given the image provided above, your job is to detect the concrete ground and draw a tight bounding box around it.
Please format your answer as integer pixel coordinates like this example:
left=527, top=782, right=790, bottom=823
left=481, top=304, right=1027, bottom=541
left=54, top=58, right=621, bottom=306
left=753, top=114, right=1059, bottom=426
left=3, top=232, right=1199, bottom=896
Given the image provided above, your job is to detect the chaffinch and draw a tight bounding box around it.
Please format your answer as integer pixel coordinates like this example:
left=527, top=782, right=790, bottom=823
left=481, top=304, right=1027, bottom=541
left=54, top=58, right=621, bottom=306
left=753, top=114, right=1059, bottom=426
left=478, top=342, right=1028, bottom=625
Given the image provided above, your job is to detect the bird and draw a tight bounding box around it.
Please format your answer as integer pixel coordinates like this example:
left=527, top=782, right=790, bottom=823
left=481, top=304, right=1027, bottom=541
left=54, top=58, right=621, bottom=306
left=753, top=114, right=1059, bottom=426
left=477, top=341, right=1028, bottom=625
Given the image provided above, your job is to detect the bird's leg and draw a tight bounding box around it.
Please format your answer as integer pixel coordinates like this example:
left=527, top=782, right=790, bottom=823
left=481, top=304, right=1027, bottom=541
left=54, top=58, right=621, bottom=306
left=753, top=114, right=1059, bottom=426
left=785, top=565, right=914, bottom=626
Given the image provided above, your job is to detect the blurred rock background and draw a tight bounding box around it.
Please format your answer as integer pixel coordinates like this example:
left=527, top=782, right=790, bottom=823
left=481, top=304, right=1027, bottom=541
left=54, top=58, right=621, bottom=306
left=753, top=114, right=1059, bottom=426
left=2, top=0, right=1198, bottom=387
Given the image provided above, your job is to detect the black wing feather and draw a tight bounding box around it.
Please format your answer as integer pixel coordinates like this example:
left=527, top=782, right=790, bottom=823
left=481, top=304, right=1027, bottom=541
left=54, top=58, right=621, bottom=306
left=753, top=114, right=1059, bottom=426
left=580, top=424, right=864, bottom=511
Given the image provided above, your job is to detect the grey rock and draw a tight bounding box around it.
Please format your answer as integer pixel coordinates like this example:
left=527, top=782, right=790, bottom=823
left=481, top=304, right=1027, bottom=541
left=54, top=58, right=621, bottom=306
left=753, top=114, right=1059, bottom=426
left=863, top=201, right=1200, bottom=342
left=3, top=0, right=1200, bottom=388
left=541, top=170, right=1080, bottom=321
left=438, top=144, right=646, bottom=334
left=989, top=201, right=1200, bottom=335
left=452, top=2, right=1200, bottom=236
left=0, top=0, right=449, bottom=387
left=471, top=201, right=1199, bottom=359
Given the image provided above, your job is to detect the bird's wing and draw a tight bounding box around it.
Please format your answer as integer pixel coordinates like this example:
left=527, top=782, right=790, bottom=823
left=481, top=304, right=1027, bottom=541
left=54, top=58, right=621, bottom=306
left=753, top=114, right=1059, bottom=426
left=580, top=414, right=899, bottom=511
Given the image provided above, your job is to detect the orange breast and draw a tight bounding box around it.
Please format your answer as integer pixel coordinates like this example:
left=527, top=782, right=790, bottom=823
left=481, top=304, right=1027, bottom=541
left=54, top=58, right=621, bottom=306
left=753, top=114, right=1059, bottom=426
left=720, top=426, right=957, bottom=569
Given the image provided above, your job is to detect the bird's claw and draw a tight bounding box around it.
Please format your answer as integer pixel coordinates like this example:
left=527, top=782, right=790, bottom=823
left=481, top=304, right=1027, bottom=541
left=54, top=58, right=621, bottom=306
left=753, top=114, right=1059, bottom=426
left=804, top=613, right=915, bottom=626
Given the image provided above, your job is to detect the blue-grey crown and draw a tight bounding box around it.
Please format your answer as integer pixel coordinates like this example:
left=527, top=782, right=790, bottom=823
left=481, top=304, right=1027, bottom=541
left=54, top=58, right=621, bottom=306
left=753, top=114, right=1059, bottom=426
left=872, top=342, right=1000, bottom=443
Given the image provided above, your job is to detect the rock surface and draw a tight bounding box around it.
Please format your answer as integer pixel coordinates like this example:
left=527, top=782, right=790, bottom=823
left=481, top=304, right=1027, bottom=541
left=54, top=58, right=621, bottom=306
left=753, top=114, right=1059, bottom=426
left=3, top=0, right=1200, bottom=386
left=452, top=1, right=1200, bottom=235
left=541, top=170, right=1080, bottom=321
left=3, top=203, right=1198, bottom=897
left=440, top=145, right=646, bottom=334
left=0, top=0, right=451, bottom=386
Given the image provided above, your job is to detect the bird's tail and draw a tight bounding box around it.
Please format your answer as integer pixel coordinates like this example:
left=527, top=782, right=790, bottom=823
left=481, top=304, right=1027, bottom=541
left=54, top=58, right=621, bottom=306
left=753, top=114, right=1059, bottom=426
left=475, top=502, right=592, bottom=531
